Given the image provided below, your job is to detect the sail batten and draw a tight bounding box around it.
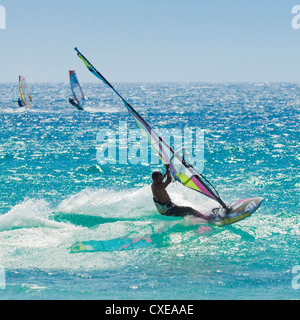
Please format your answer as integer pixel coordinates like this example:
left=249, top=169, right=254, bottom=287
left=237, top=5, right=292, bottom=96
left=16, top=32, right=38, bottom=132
left=75, top=48, right=227, bottom=208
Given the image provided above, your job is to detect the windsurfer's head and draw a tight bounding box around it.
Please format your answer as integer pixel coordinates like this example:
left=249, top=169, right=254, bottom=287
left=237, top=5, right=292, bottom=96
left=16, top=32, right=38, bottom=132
left=152, top=171, right=164, bottom=183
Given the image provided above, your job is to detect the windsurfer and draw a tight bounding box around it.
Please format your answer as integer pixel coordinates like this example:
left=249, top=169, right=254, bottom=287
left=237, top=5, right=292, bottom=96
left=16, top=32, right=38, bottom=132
left=151, top=164, right=213, bottom=220
left=69, top=98, right=78, bottom=107
left=69, top=98, right=84, bottom=111
left=18, top=98, right=24, bottom=107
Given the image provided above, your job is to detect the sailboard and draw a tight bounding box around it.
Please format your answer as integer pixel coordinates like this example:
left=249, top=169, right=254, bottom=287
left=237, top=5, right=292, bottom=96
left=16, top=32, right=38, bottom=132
left=74, top=48, right=263, bottom=226
left=210, top=197, right=263, bottom=226
left=69, top=70, right=85, bottom=110
left=18, top=76, right=32, bottom=109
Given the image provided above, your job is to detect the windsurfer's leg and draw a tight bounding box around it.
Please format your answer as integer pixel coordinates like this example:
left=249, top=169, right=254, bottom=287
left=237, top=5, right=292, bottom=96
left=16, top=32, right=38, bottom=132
left=166, top=205, right=211, bottom=220
left=187, top=208, right=213, bottom=221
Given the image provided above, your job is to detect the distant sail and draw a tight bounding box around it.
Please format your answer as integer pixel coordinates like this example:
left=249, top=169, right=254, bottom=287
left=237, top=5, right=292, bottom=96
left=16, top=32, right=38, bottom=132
left=69, top=70, right=85, bottom=110
left=19, top=76, right=32, bottom=109
left=75, top=48, right=228, bottom=209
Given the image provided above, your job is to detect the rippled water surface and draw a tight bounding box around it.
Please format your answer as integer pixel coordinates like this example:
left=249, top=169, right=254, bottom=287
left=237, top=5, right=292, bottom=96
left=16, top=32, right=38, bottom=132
left=0, top=82, right=299, bottom=299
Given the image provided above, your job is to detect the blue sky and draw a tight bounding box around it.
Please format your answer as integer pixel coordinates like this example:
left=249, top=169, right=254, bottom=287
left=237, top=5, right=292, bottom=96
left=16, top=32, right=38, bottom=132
left=0, top=0, right=299, bottom=82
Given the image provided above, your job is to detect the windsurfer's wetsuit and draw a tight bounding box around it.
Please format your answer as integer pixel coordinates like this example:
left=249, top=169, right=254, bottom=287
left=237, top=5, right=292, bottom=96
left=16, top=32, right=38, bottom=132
left=153, top=198, right=211, bottom=220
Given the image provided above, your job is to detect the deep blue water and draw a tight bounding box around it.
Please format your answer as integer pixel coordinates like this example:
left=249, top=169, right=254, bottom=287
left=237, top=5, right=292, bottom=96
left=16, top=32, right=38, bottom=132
left=0, top=82, right=299, bottom=300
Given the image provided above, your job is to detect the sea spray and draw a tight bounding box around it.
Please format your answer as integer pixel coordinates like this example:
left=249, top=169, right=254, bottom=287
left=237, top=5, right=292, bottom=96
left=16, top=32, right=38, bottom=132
left=0, top=199, right=62, bottom=231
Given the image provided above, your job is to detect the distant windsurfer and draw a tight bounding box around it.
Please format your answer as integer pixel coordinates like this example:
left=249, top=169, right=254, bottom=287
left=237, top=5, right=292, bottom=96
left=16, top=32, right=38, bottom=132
left=18, top=98, right=24, bottom=107
left=151, top=164, right=213, bottom=221
left=69, top=98, right=84, bottom=111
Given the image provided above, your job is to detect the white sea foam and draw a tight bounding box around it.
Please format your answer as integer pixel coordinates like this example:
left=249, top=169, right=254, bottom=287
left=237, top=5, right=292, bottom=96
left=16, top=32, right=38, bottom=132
left=0, top=199, right=63, bottom=232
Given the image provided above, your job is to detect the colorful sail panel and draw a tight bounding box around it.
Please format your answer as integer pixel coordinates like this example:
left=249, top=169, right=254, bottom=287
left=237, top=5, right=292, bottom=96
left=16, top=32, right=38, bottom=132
left=69, top=70, right=85, bottom=109
left=75, top=48, right=227, bottom=208
left=19, top=76, right=32, bottom=109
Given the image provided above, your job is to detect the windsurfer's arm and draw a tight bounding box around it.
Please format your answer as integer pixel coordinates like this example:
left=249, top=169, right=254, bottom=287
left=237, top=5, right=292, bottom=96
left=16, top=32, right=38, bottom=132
left=163, top=164, right=172, bottom=187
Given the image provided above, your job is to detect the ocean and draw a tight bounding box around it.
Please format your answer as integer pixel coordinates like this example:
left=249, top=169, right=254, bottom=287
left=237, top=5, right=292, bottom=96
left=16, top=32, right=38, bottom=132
left=0, top=82, right=299, bottom=300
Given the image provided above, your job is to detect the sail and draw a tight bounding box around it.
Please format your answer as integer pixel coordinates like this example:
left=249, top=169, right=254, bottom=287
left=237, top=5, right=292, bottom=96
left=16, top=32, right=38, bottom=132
left=69, top=70, right=85, bottom=109
left=75, top=48, right=227, bottom=208
left=19, top=76, right=32, bottom=109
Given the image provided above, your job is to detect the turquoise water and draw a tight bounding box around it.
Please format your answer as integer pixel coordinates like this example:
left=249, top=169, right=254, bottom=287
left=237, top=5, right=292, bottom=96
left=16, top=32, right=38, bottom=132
left=0, top=82, right=299, bottom=300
